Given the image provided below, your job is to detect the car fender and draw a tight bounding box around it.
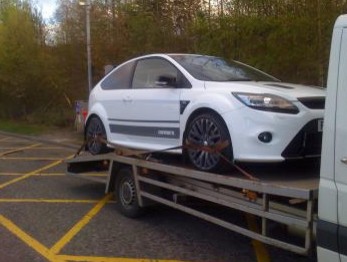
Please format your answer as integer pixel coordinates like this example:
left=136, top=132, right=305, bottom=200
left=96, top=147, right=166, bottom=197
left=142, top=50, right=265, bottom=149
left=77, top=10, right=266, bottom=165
left=86, top=102, right=111, bottom=139
left=180, top=92, right=242, bottom=141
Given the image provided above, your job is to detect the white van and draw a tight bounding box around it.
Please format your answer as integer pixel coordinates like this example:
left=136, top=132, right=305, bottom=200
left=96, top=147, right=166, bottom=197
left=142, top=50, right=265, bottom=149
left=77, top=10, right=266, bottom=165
left=317, top=14, right=347, bottom=262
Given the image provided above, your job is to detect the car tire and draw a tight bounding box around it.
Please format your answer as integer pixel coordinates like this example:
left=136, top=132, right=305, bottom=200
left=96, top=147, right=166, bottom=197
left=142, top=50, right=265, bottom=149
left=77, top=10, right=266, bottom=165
left=184, top=112, right=233, bottom=172
left=85, top=116, right=109, bottom=155
left=114, top=167, right=143, bottom=218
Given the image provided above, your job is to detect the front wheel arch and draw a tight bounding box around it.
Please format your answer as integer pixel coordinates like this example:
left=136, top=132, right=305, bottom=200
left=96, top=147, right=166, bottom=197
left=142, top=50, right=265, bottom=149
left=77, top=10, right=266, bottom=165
left=183, top=108, right=234, bottom=172
left=183, top=108, right=233, bottom=150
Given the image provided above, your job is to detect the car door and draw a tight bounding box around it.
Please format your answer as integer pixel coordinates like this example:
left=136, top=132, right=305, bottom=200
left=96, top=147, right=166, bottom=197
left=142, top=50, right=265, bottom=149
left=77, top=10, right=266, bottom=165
left=110, top=57, right=186, bottom=150
left=335, top=28, right=347, bottom=262
left=97, top=60, right=136, bottom=142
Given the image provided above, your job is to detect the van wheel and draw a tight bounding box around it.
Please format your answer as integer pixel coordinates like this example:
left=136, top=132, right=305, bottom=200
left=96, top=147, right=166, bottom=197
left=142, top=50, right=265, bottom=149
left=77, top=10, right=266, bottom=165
left=114, top=167, right=143, bottom=218
left=184, top=112, right=233, bottom=172
left=85, top=117, right=108, bottom=154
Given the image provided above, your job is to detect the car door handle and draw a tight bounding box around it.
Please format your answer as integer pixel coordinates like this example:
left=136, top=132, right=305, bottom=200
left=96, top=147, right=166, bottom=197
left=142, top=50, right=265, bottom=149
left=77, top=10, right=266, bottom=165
left=341, top=157, right=347, bottom=165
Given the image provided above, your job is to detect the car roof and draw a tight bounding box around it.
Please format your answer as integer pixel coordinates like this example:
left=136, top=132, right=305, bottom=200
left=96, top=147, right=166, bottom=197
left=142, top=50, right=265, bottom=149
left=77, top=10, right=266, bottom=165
left=134, top=53, right=216, bottom=59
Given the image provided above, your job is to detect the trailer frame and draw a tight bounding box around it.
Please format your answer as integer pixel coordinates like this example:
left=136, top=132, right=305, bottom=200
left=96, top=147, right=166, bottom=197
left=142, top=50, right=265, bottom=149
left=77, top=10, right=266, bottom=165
left=66, top=152, right=319, bottom=256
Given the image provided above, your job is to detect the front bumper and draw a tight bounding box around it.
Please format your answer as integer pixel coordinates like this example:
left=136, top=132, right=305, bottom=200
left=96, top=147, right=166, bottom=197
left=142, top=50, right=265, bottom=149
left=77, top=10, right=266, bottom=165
left=281, top=119, right=323, bottom=158
left=222, top=105, right=324, bottom=162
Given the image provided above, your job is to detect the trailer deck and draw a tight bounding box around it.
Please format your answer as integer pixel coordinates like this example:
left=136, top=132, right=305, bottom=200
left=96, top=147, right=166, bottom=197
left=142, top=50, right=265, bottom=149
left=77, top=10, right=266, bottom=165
left=66, top=152, right=319, bottom=256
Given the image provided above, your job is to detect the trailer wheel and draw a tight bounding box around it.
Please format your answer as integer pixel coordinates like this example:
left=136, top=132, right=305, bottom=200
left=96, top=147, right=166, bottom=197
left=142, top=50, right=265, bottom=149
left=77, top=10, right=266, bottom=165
left=114, top=167, right=143, bottom=218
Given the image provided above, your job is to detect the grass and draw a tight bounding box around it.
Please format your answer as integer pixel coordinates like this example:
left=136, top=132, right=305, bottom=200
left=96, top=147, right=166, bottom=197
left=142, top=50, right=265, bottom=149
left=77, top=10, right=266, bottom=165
left=0, top=119, right=51, bottom=135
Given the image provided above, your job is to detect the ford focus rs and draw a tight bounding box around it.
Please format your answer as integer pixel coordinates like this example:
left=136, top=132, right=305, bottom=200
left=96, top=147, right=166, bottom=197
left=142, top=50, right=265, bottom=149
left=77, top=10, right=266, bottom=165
left=85, top=54, right=325, bottom=172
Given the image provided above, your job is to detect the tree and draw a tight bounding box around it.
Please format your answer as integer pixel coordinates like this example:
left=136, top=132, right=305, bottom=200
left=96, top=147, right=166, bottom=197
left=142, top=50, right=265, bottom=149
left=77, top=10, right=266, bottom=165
left=1, top=0, right=347, bottom=124
left=0, top=1, right=46, bottom=117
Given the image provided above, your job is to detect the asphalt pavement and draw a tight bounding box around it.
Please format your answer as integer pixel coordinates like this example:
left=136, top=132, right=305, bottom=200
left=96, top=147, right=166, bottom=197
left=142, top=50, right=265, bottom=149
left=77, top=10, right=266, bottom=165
left=0, top=131, right=316, bottom=262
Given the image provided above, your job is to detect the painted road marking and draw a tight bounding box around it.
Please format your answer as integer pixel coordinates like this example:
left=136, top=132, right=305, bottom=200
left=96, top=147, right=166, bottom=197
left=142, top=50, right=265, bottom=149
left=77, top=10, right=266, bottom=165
left=0, top=172, right=107, bottom=177
left=0, top=137, right=182, bottom=261
left=0, top=138, right=31, bottom=143
left=1, top=157, right=64, bottom=161
left=50, top=193, right=113, bottom=254
left=246, top=214, right=271, bottom=262
left=0, top=147, right=74, bottom=151
left=0, top=155, right=74, bottom=190
left=0, top=147, right=24, bottom=150
left=1, top=213, right=184, bottom=262
left=0, top=198, right=116, bottom=204
left=57, top=255, right=185, bottom=262
left=0, top=143, right=42, bottom=157
left=30, top=146, right=76, bottom=150
left=0, top=215, right=65, bottom=262
left=0, top=137, right=269, bottom=262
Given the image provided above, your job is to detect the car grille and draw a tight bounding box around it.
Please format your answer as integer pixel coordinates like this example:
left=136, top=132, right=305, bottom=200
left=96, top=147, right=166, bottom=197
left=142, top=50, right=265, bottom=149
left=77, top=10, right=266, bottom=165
left=281, top=119, right=323, bottom=158
left=297, top=97, right=325, bottom=109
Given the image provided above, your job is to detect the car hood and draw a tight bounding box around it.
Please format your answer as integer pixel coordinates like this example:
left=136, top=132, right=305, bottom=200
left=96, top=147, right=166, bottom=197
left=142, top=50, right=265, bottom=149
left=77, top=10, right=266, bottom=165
left=204, top=81, right=326, bottom=100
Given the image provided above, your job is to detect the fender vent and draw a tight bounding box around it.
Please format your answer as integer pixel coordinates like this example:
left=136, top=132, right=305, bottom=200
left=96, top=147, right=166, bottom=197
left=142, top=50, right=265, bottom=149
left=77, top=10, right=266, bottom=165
left=298, top=97, right=325, bottom=109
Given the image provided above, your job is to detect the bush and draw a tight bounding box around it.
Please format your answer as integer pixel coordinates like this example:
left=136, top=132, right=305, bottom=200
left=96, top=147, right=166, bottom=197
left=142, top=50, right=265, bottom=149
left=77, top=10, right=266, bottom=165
left=26, top=107, right=75, bottom=128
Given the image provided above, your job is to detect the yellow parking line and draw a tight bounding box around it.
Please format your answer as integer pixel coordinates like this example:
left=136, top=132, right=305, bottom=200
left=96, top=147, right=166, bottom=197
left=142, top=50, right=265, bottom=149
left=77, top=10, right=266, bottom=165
left=1, top=199, right=178, bottom=262
left=0, top=159, right=63, bottom=189
left=1, top=157, right=63, bottom=161
left=246, top=214, right=271, bottom=262
left=0, top=140, right=29, bottom=144
left=50, top=193, right=113, bottom=254
left=0, top=155, right=74, bottom=190
left=0, top=143, right=41, bottom=157
left=0, top=198, right=111, bottom=204
left=30, top=147, right=75, bottom=150
left=57, top=255, right=185, bottom=262
left=0, top=147, right=72, bottom=150
left=0, top=172, right=55, bottom=176
left=0, top=215, right=65, bottom=262
left=0, top=172, right=107, bottom=177
left=0, top=173, right=23, bottom=176
left=39, top=172, right=67, bottom=176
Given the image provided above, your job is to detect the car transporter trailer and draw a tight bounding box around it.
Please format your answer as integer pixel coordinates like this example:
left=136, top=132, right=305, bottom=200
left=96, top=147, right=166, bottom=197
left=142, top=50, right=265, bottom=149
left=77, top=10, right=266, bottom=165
left=66, top=148, right=319, bottom=256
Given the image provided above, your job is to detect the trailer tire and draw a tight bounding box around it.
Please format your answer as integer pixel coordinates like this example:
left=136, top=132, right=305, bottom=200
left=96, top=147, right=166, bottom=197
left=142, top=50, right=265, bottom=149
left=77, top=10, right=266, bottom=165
left=114, top=167, right=143, bottom=218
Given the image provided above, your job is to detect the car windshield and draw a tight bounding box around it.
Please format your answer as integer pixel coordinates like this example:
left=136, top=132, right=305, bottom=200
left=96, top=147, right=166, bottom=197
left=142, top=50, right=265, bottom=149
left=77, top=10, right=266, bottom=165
left=169, top=55, right=280, bottom=82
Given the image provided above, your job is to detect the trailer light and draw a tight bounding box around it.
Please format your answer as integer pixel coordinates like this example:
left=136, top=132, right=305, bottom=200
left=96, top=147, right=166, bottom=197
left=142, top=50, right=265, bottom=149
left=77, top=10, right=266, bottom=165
left=258, top=132, right=272, bottom=143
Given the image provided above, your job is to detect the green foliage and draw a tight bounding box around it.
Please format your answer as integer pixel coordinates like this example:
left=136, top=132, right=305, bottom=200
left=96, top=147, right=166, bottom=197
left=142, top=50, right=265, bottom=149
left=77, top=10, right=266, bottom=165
left=1, top=0, right=347, bottom=127
left=26, top=106, right=75, bottom=127
left=189, top=0, right=346, bottom=85
left=0, top=1, right=59, bottom=119
left=1, top=11, right=33, bottom=114
left=0, top=118, right=49, bottom=135
left=0, top=0, right=76, bottom=125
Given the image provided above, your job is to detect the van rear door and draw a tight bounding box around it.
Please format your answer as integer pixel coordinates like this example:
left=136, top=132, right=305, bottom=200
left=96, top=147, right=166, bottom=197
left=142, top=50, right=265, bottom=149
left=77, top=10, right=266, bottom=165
left=335, top=28, right=347, bottom=262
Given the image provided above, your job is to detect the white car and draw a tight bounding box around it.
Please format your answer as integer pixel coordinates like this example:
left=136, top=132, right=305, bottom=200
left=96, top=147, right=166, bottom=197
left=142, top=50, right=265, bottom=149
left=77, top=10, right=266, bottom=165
left=85, top=54, right=325, bottom=172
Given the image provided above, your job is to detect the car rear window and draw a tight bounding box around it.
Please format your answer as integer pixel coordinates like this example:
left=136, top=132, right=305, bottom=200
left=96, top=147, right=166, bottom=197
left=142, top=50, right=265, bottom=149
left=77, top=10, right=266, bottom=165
left=101, top=61, right=135, bottom=90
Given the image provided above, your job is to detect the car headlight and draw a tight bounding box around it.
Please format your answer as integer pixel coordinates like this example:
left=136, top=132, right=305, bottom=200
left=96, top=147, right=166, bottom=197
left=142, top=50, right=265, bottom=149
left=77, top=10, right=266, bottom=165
left=233, top=92, right=299, bottom=114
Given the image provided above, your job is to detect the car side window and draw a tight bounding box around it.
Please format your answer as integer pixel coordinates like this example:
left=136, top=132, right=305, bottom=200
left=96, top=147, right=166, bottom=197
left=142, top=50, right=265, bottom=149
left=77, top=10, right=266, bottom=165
left=101, top=61, right=135, bottom=90
left=132, top=58, right=181, bottom=89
